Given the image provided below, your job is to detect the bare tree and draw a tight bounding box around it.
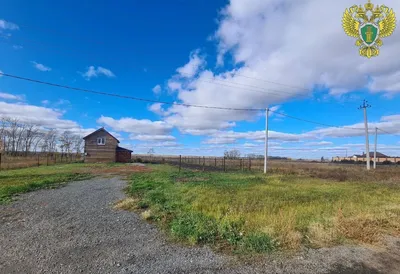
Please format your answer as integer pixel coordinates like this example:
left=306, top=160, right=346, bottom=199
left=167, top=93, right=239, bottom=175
left=148, top=148, right=155, bottom=155
left=59, top=131, right=73, bottom=159
left=0, top=117, right=7, bottom=152
left=72, top=135, right=83, bottom=155
left=47, top=129, right=58, bottom=153
left=24, top=124, right=40, bottom=155
left=224, top=149, right=241, bottom=159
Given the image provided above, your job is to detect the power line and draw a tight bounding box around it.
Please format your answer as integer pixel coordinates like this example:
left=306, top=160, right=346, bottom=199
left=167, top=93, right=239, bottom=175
left=178, top=72, right=308, bottom=97
left=378, top=128, right=399, bottom=135
left=268, top=109, right=363, bottom=130
left=0, top=72, right=264, bottom=112
left=0, top=72, right=371, bottom=130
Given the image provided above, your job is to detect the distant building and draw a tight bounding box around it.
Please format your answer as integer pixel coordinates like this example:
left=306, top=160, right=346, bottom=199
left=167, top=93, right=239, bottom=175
left=333, top=151, right=400, bottom=164
left=83, top=128, right=132, bottom=163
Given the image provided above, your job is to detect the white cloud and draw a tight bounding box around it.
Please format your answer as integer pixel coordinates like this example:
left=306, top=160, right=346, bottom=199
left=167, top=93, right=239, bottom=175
left=0, top=92, right=24, bottom=101
left=202, top=113, right=400, bottom=145
left=12, top=45, right=23, bottom=50
left=81, top=66, right=115, bottom=80
left=158, top=0, right=400, bottom=134
left=31, top=61, right=51, bottom=72
left=135, top=141, right=181, bottom=148
left=381, top=115, right=400, bottom=122
left=152, top=84, right=162, bottom=94
left=167, top=80, right=183, bottom=92
left=0, top=101, right=80, bottom=131
left=148, top=103, right=167, bottom=116
left=130, top=134, right=176, bottom=142
left=305, top=141, right=334, bottom=146
left=54, top=99, right=71, bottom=106
left=0, top=19, right=19, bottom=30
left=176, top=49, right=205, bottom=78
left=41, top=100, right=50, bottom=105
left=97, top=116, right=173, bottom=135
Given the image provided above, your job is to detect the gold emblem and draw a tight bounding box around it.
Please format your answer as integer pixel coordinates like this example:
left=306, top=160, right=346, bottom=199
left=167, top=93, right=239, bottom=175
left=342, top=0, right=396, bottom=58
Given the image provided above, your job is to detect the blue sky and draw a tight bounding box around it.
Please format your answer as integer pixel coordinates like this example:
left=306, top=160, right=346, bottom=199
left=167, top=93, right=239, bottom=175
left=1, top=0, right=400, bottom=159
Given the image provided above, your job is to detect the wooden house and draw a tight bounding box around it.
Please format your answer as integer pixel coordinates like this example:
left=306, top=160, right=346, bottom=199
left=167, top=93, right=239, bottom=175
left=83, top=128, right=132, bottom=163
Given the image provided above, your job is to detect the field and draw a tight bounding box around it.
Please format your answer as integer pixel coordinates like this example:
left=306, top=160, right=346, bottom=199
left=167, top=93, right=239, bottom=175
left=122, top=164, right=400, bottom=254
left=0, top=163, right=148, bottom=203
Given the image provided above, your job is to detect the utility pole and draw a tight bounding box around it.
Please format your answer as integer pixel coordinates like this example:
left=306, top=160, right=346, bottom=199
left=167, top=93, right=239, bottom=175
left=264, top=107, right=269, bottom=174
left=358, top=100, right=371, bottom=170
left=374, top=127, right=378, bottom=169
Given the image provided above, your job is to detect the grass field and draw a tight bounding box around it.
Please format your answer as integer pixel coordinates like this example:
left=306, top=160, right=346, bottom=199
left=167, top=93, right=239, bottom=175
left=122, top=164, right=400, bottom=254
left=0, top=163, right=139, bottom=204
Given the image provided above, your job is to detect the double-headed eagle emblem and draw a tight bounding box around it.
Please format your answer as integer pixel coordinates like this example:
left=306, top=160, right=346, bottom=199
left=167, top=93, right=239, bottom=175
left=342, top=0, right=396, bottom=58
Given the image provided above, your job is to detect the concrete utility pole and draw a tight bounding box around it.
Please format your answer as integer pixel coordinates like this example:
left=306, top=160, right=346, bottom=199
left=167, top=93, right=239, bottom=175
left=359, top=100, right=372, bottom=170
left=374, top=127, right=378, bottom=169
left=264, top=108, right=269, bottom=174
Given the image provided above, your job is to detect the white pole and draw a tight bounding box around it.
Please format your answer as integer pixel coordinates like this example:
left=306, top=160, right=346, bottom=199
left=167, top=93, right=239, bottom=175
left=264, top=107, right=269, bottom=174
left=363, top=107, right=371, bottom=170
left=374, top=127, right=377, bottom=169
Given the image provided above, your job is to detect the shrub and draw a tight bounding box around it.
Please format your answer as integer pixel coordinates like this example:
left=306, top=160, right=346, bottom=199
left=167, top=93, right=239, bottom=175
left=136, top=158, right=142, bottom=163
left=170, top=212, right=218, bottom=244
left=242, top=233, right=276, bottom=253
left=382, top=160, right=392, bottom=165
left=219, top=219, right=245, bottom=245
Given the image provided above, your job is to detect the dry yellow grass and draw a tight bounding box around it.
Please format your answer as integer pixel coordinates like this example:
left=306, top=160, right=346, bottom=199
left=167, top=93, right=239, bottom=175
left=126, top=165, right=400, bottom=252
left=114, top=197, right=140, bottom=210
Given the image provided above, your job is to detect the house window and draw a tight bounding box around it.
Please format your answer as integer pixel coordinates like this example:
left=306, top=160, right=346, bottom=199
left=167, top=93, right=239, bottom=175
left=97, top=137, right=106, bottom=145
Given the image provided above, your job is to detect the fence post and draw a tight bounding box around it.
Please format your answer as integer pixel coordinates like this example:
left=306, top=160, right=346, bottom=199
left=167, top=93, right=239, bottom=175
left=215, top=157, right=217, bottom=167
left=47, top=154, right=49, bottom=166
left=54, top=154, right=56, bottom=164
left=240, top=159, right=243, bottom=171
left=203, top=156, right=205, bottom=171
left=223, top=157, right=226, bottom=172
left=179, top=155, right=182, bottom=172
left=0, top=153, right=2, bottom=170
left=37, top=154, right=40, bottom=167
left=249, top=158, right=251, bottom=171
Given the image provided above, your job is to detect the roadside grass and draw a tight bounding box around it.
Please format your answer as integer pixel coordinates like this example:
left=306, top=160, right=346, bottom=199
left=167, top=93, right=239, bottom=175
left=126, top=165, right=400, bottom=254
left=0, top=163, right=126, bottom=203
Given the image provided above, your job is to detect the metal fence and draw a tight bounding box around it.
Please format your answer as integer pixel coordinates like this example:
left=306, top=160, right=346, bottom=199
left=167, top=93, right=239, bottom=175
left=132, top=154, right=400, bottom=173
left=0, top=153, right=83, bottom=171
left=132, top=154, right=303, bottom=172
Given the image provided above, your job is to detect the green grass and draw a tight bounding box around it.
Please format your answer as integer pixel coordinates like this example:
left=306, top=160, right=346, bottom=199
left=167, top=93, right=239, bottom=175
left=126, top=165, right=400, bottom=253
left=0, top=163, right=123, bottom=203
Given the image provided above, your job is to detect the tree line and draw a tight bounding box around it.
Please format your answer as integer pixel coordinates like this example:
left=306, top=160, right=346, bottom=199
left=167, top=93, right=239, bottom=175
left=0, top=117, right=83, bottom=156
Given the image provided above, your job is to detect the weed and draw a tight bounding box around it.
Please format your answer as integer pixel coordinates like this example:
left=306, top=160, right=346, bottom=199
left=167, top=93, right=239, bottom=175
left=123, top=165, right=400, bottom=253
left=170, top=212, right=219, bottom=245
left=241, top=233, right=277, bottom=253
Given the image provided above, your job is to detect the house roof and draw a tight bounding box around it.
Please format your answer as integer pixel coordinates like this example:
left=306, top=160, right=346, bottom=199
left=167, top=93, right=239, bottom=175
left=83, top=128, right=120, bottom=143
left=116, top=146, right=133, bottom=153
left=353, top=152, right=389, bottom=158
left=362, top=152, right=388, bottom=158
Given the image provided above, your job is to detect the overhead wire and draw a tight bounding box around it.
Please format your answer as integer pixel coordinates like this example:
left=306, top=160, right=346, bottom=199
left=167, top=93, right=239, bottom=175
left=0, top=72, right=383, bottom=132
left=377, top=128, right=399, bottom=135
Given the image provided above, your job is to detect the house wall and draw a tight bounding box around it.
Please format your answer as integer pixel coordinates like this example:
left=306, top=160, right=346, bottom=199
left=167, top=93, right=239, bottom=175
left=116, top=151, right=132, bottom=163
left=84, top=131, right=118, bottom=163
left=332, top=156, right=400, bottom=163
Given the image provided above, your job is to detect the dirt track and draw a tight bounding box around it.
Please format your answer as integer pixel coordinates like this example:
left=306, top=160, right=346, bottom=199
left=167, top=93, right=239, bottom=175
left=1, top=176, right=399, bottom=274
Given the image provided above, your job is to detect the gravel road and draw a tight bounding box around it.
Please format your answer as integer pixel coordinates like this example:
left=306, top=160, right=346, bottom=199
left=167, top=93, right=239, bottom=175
left=1, top=177, right=399, bottom=274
